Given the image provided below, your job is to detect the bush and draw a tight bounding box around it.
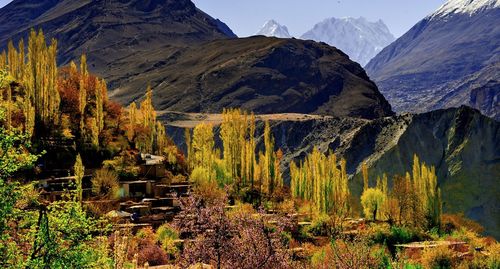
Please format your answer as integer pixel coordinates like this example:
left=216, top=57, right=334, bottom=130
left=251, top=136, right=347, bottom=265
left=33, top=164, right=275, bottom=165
left=307, top=214, right=332, bottom=236
left=156, top=224, right=179, bottom=256
left=129, top=228, right=168, bottom=266
left=91, top=168, right=120, bottom=199
left=442, top=213, right=484, bottom=234
left=370, top=225, right=423, bottom=255
left=421, top=246, right=456, bottom=269
left=309, top=236, right=382, bottom=269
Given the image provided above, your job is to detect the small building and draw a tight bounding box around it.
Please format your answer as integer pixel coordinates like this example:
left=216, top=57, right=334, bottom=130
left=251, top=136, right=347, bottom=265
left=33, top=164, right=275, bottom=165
left=120, top=180, right=154, bottom=198
left=139, top=153, right=167, bottom=179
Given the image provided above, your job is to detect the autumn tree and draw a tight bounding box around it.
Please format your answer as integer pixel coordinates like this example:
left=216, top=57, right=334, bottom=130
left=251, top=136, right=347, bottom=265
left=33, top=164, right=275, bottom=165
left=411, top=154, right=442, bottom=228
left=27, top=29, right=60, bottom=130
left=185, top=128, right=192, bottom=170
left=290, top=148, right=349, bottom=216
left=74, top=154, right=85, bottom=203
left=361, top=188, right=385, bottom=221
left=1, top=29, right=60, bottom=135
left=384, top=155, right=442, bottom=229
left=219, top=109, right=260, bottom=190
left=259, top=120, right=282, bottom=195
left=362, top=162, right=369, bottom=191
left=189, top=123, right=217, bottom=185
left=127, top=102, right=137, bottom=142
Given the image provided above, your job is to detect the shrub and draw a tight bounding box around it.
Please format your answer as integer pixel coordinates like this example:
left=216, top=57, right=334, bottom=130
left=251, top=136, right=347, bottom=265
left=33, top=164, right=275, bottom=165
left=91, top=168, right=120, bottom=199
left=442, top=213, right=484, bottom=234
left=309, top=236, right=381, bottom=269
left=307, top=214, right=332, bottom=236
left=129, top=228, right=168, bottom=266
left=421, top=246, right=456, bottom=269
left=156, top=224, right=179, bottom=256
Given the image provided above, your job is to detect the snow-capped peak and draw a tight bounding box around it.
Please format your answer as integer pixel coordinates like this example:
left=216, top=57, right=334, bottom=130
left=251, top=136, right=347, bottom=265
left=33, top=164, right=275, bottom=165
left=300, top=17, right=395, bottom=66
left=431, top=0, right=500, bottom=18
left=256, top=20, right=291, bottom=38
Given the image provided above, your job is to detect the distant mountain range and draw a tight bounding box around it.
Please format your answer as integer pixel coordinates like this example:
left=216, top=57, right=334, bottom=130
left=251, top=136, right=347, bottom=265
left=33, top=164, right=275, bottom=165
left=256, top=20, right=291, bottom=38
left=254, top=17, right=395, bottom=66
left=301, top=17, right=395, bottom=66
left=366, top=0, right=500, bottom=120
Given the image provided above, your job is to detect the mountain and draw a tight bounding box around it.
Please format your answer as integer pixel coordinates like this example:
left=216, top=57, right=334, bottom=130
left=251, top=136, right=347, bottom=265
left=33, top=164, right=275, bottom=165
left=0, top=0, right=236, bottom=61
left=110, top=36, right=394, bottom=119
left=256, top=20, right=292, bottom=38
left=0, top=0, right=394, bottom=119
left=365, top=0, right=500, bottom=120
left=301, top=17, right=395, bottom=66
left=163, top=106, right=500, bottom=238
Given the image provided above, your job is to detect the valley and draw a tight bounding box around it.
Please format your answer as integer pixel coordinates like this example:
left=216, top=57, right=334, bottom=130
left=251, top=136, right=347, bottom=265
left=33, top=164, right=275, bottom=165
left=0, top=0, right=498, bottom=268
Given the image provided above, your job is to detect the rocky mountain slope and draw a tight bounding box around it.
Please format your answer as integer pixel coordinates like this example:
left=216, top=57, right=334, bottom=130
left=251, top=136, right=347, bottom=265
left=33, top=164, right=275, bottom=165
left=0, top=0, right=236, bottom=62
left=162, top=106, right=500, bottom=239
left=110, top=36, right=393, bottom=119
left=256, top=20, right=292, bottom=38
left=365, top=0, right=500, bottom=119
left=0, top=0, right=393, bottom=119
left=301, top=17, right=395, bottom=66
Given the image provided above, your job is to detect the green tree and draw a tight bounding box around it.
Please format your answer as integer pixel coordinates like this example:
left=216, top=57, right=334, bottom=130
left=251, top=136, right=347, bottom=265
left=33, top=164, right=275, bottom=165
left=0, top=108, right=39, bottom=265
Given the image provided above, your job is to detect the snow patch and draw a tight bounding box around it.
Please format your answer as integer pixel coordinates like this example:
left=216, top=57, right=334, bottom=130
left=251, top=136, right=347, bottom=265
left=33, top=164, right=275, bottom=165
left=256, top=20, right=292, bottom=38
left=431, top=0, right=499, bottom=18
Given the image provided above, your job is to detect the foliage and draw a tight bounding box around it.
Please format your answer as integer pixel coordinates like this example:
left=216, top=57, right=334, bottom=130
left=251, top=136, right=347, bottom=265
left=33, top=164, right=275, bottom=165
left=361, top=188, right=386, bottom=221
left=186, top=109, right=283, bottom=198
left=0, top=108, right=39, bottom=242
left=0, top=29, right=60, bottom=133
left=103, top=151, right=141, bottom=178
left=290, top=148, right=349, bottom=216
left=305, top=214, right=328, bottom=237
left=74, top=154, right=85, bottom=202
left=310, top=236, right=382, bottom=269
left=156, top=224, right=180, bottom=256
left=421, top=246, right=456, bottom=269
left=0, top=123, right=39, bottom=179
left=92, top=168, right=120, bottom=199
left=1, top=190, right=112, bottom=268
left=127, top=227, right=169, bottom=266
left=382, top=155, right=442, bottom=230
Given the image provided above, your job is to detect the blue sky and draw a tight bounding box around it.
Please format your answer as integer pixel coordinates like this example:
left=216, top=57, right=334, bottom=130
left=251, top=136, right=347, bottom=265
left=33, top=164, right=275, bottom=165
left=192, top=0, right=447, bottom=38
left=0, top=0, right=446, bottom=38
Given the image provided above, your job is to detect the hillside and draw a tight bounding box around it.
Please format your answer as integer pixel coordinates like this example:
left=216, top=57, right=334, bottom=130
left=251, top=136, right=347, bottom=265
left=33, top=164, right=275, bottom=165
left=162, top=106, right=500, bottom=238
left=110, top=36, right=393, bottom=119
left=0, top=0, right=394, bottom=119
left=365, top=0, right=499, bottom=119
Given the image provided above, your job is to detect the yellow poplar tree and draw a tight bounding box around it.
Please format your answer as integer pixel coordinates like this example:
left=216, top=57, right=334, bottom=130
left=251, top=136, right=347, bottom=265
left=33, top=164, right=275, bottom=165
left=290, top=148, right=349, bottom=216
left=74, top=154, right=85, bottom=203
left=127, top=102, right=137, bottom=142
